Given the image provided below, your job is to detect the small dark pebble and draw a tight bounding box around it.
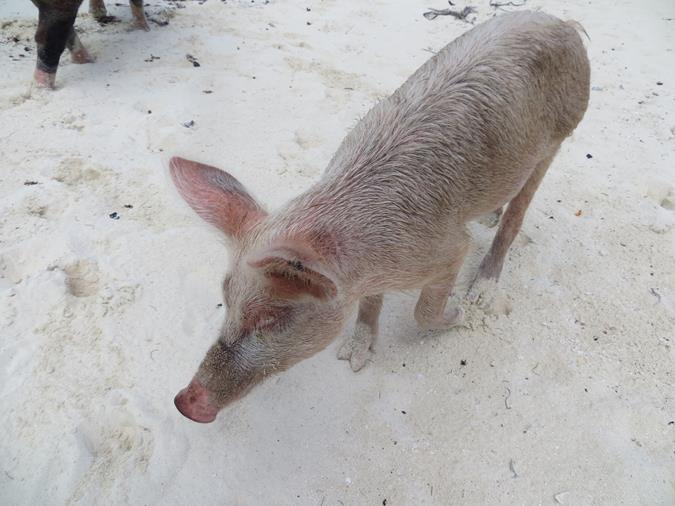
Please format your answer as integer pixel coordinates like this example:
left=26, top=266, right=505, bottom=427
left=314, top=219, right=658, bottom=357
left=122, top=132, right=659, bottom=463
left=182, top=120, right=195, bottom=128
left=306, top=7, right=311, bottom=11
left=586, top=153, right=593, bottom=159
left=186, top=54, right=201, bottom=67
left=147, top=110, right=152, bottom=114
left=401, top=410, right=407, bottom=415
left=306, top=21, right=312, bottom=25
left=656, top=81, right=663, bottom=85
left=109, top=212, right=120, bottom=220
left=383, top=500, right=387, bottom=506
left=203, top=90, right=213, bottom=94
left=402, top=363, right=406, bottom=367
left=217, top=303, right=223, bottom=308
left=668, top=421, right=674, bottom=425
left=124, top=204, right=133, bottom=209
left=460, top=359, right=467, bottom=366
left=24, top=181, right=39, bottom=186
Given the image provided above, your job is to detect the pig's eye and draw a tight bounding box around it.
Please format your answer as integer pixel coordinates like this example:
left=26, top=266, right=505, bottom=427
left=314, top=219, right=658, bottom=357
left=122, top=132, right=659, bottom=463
left=243, top=306, right=290, bottom=332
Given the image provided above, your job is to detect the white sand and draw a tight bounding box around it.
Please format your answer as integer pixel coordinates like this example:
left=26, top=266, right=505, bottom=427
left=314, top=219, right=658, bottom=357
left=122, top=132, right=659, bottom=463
left=1, top=0, right=674, bottom=504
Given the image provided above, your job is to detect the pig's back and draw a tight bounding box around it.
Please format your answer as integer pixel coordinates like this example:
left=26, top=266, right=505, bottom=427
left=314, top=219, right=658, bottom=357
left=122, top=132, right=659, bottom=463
left=320, top=11, right=589, bottom=221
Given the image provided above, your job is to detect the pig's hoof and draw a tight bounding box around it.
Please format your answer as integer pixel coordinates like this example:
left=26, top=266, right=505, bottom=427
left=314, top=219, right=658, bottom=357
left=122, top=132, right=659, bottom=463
left=443, top=306, right=464, bottom=327
left=131, top=19, right=151, bottom=32
left=418, top=306, right=464, bottom=331
left=71, top=49, right=95, bottom=64
left=337, top=323, right=374, bottom=372
left=33, top=69, right=56, bottom=89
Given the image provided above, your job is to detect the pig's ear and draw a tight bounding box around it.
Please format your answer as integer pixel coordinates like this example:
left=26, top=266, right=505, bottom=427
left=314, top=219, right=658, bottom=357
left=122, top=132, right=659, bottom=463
left=248, top=247, right=337, bottom=300
left=170, top=157, right=266, bottom=238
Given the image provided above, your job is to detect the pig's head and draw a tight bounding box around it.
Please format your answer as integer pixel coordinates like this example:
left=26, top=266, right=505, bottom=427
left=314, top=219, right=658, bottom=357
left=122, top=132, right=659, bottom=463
left=169, top=157, right=346, bottom=423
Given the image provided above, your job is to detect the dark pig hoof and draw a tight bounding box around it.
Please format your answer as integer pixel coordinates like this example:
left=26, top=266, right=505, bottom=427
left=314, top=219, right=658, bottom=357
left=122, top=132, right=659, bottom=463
left=34, top=68, right=56, bottom=89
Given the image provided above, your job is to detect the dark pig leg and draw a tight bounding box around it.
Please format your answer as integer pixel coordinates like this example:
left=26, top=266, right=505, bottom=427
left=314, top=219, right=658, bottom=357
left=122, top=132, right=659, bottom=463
left=129, top=0, right=150, bottom=31
left=32, top=0, right=83, bottom=88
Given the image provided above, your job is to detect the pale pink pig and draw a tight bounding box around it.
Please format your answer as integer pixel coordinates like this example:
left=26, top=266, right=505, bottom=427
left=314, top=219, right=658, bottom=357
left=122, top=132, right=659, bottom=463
left=171, top=11, right=590, bottom=423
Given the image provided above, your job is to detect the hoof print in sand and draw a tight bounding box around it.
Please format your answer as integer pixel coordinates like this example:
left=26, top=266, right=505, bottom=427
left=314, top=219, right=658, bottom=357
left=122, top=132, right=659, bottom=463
left=54, top=158, right=103, bottom=186
left=658, top=187, right=675, bottom=211
left=63, top=260, right=100, bottom=298
left=646, top=183, right=675, bottom=234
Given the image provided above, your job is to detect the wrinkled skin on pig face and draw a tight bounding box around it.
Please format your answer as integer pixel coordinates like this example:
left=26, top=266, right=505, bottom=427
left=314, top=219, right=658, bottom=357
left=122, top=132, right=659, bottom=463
left=170, top=157, right=347, bottom=423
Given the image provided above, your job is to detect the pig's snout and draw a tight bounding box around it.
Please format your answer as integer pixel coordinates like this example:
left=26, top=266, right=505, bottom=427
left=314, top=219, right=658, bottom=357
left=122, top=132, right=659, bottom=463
left=174, top=378, right=218, bottom=423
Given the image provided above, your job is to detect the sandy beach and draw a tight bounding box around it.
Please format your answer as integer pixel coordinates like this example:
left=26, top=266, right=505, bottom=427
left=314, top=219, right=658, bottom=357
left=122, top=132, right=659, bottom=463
left=0, top=0, right=674, bottom=504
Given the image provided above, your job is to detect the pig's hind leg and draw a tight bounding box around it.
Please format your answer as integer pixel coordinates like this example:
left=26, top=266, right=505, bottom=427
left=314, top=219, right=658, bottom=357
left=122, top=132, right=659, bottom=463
left=474, top=149, right=558, bottom=282
left=67, top=27, right=94, bottom=64
left=129, top=0, right=150, bottom=31
left=414, top=237, right=469, bottom=330
left=337, top=294, right=383, bottom=371
left=89, top=0, right=107, bottom=20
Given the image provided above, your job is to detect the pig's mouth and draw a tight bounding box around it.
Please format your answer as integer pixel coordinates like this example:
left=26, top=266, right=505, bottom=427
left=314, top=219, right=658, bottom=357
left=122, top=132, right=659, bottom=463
left=174, top=378, right=219, bottom=423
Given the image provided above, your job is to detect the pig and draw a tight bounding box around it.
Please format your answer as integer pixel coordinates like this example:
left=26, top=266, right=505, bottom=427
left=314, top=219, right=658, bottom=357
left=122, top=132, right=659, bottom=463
left=171, top=11, right=590, bottom=423
left=31, top=0, right=149, bottom=88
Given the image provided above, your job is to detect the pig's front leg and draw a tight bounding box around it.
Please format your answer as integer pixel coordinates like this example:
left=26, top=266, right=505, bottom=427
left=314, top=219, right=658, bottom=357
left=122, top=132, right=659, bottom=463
left=414, top=241, right=468, bottom=330
left=337, top=294, right=383, bottom=372
left=32, top=0, right=80, bottom=88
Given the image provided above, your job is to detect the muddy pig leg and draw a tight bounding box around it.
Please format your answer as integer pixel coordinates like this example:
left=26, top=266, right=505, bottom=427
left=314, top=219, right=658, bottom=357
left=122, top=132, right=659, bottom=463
left=32, top=0, right=83, bottom=88
left=337, top=294, right=383, bottom=371
left=414, top=236, right=469, bottom=330
left=475, top=148, right=559, bottom=282
left=66, top=26, right=94, bottom=64
left=129, top=0, right=150, bottom=31
left=88, top=0, right=107, bottom=20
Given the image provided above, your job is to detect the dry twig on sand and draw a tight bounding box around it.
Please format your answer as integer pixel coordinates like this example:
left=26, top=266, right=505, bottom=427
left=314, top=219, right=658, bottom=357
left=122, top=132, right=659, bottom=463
left=423, top=2, right=476, bottom=22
